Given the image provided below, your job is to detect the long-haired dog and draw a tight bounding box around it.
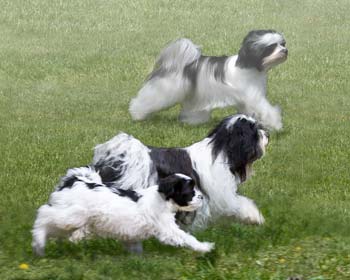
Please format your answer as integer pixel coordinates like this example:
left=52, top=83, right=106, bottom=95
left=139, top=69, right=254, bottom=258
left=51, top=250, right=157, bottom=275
left=129, top=30, right=287, bottom=130
left=32, top=170, right=213, bottom=256
left=92, top=114, right=269, bottom=230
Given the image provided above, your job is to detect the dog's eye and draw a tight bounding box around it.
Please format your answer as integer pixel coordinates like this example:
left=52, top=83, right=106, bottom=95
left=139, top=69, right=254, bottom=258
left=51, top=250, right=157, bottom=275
left=263, top=44, right=277, bottom=56
left=281, top=42, right=286, bottom=47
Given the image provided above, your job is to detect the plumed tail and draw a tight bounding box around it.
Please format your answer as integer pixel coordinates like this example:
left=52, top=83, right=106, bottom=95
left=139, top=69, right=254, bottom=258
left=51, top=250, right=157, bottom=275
left=55, top=166, right=103, bottom=191
left=148, top=38, right=201, bottom=80
left=92, top=133, right=157, bottom=190
left=129, top=38, right=200, bottom=120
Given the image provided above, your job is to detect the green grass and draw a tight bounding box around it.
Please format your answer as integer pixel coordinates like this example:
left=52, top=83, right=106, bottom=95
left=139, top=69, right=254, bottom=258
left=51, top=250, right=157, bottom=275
left=1, top=0, right=350, bottom=279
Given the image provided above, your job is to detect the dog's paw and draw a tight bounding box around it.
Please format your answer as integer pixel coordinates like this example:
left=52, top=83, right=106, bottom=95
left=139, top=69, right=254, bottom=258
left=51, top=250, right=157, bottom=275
left=32, top=243, right=45, bottom=257
left=263, top=105, right=283, bottom=131
left=273, top=118, right=283, bottom=131
left=270, top=106, right=283, bottom=130
left=195, top=242, right=215, bottom=253
left=241, top=205, right=265, bottom=225
left=252, top=211, right=265, bottom=225
left=247, top=212, right=265, bottom=225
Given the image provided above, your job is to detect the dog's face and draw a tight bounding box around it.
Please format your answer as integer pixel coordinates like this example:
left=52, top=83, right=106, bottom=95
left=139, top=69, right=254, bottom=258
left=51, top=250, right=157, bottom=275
left=236, top=29, right=288, bottom=71
left=208, top=115, right=269, bottom=182
left=158, top=173, right=203, bottom=211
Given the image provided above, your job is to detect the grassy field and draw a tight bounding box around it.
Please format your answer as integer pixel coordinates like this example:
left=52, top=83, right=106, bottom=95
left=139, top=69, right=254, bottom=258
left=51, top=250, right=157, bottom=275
left=1, top=0, right=350, bottom=279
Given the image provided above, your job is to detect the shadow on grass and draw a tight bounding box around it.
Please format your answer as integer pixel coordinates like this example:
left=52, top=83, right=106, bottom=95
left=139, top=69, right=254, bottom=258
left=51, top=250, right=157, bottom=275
left=42, top=239, right=128, bottom=260
left=40, top=237, right=204, bottom=260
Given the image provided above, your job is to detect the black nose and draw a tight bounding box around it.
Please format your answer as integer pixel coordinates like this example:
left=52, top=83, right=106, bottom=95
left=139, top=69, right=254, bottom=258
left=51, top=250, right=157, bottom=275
left=282, top=48, right=288, bottom=55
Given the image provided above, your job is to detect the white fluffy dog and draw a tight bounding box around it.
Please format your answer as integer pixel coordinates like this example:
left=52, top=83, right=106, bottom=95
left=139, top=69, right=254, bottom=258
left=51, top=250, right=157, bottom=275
left=32, top=169, right=213, bottom=256
left=129, top=30, right=287, bottom=130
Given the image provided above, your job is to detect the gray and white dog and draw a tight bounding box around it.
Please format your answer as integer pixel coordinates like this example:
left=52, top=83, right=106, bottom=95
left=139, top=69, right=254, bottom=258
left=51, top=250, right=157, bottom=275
left=130, top=30, right=287, bottom=130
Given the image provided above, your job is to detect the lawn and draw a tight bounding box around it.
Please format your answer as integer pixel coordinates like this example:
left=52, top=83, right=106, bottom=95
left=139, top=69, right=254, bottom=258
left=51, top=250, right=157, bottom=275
left=1, top=0, right=350, bottom=279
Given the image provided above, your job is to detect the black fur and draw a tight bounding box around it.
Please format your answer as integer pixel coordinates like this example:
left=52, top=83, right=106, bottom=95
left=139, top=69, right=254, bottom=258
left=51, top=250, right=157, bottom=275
left=94, top=157, right=125, bottom=183
left=56, top=168, right=142, bottom=202
left=150, top=148, right=191, bottom=177
left=207, top=56, right=229, bottom=82
left=149, top=147, right=203, bottom=193
left=93, top=146, right=202, bottom=193
left=56, top=175, right=79, bottom=191
left=56, top=173, right=102, bottom=191
left=236, top=29, right=281, bottom=71
left=208, top=116, right=264, bottom=182
left=110, top=188, right=141, bottom=202
left=149, top=147, right=204, bottom=225
left=93, top=161, right=143, bottom=202
left=147, top=65, right=167, bottom=81
left=158, top=174, right=195, bottom=206
left=184, top=55, right=229, bottom=87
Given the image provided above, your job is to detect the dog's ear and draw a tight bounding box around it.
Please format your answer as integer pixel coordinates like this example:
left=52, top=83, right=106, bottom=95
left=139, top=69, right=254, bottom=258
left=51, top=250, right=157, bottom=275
left=158, top=175, right=179, bottom=199
left=236, top=35, right=263, bottom=71
left=158, top=174, right=193, bottom=200
left=97, top=166, right=119, bottom=183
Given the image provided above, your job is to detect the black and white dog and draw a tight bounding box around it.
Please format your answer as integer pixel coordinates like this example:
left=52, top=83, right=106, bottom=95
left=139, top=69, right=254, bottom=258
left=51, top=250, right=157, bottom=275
left=129, top=30, right=287, bottom=130
left=32, top=170, right=213, bottom=255
left=93, top=114, right=269, bottom=230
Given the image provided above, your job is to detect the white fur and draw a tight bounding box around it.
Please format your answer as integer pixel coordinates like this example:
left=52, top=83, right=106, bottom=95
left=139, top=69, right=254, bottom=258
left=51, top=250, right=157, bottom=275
left=255, top=33, right=283, bottom=46
left=32, top=168, right=213, bottom=256
left=186, top=138, right=265, bottom=228
left=129, top=36, right=286, bottom=130
left=93, top=133, right=158, bottom=190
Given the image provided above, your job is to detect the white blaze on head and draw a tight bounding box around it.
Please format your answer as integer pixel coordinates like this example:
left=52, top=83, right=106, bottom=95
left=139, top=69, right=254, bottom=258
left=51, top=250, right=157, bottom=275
left=255, top=32, right=284, bottom=46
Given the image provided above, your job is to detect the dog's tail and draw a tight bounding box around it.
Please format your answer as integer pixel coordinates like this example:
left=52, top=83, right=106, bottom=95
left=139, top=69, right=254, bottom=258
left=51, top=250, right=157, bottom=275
left=129, top=39, right=201, bottom=121
left=147, top=38, right=201, bottom=80
left=92, top=133, right=157, bottom=190
left=55, top=166, right=103, bottom=192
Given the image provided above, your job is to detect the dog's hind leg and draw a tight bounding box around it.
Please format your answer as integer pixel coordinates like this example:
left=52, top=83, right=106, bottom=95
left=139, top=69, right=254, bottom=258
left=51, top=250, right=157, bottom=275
left=31, top=205, right=54, bottom=256
left=32, top=223, right=48, bottom=256
left=179, top=95, right=212, bottom=124
left=32, top=204, right=88, bottom=255
left=129, top=74, right=189, bottom=120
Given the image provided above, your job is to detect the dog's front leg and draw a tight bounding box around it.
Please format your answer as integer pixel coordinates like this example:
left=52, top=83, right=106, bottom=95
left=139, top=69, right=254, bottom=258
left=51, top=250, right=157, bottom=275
left=157, top=223, right=214, bottom=252
left=228, top=195, right=265, bottom=225
left=258, top=98, right=282, bottom=131
left=240, top=93, right=282, bottom=131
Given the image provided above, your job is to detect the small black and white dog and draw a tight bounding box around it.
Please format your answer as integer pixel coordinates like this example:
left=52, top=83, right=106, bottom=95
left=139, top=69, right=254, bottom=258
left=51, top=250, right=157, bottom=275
left=92, top=114, right=269, bottom=230
left=129, top=30, right=287, bottom=130
left=32, top=170, right=213, bottom=256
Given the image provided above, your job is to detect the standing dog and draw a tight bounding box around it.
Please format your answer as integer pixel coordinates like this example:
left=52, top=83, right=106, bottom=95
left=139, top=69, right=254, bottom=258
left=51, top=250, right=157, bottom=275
left=32, top=170, right=213, bottom=256
left=129, top=30, right=287, bottom=130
